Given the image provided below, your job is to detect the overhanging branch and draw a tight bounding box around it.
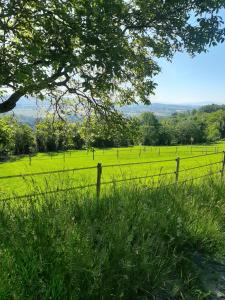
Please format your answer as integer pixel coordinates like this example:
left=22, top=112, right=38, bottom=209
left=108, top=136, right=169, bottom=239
left=0, top=91, right=25, bottom=113
left=0, top=67, right=68, bottom=113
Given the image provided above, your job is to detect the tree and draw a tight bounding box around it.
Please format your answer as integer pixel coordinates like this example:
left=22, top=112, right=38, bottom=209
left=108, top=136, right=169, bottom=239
left=158, top=125, right=172, bottom=146
left=80, top=113, right=138, bottom=148
left=0, top=116, right=36, bottom=156
left=0, top=116, right=15, bottom=156
left=139, top=112, right=160, bottom=145
left=199, top=104, right=225, bottom=113
left=14, top=123, right=36, bottom=154
left=175, top=120, right=204, bottom=144
left=35, top=117, right=84, bottom=152
left=205, top=110, right=225, bottom=142
left=1, top=1, right=225, bottom=115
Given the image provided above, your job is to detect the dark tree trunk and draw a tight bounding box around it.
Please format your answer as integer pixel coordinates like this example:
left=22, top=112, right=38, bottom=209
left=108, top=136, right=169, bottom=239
left=0, top=91, right=24, bottom=113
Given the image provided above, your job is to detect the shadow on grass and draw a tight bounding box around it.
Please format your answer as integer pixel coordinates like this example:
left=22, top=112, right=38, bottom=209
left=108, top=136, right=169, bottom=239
left=0, top=178, right=225, bottom=299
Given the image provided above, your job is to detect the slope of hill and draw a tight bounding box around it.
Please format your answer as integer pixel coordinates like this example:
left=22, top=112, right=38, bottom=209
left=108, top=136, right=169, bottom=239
left=3, top=98, right=198, bottom=124
left=120, top=103, right=199, bottom=117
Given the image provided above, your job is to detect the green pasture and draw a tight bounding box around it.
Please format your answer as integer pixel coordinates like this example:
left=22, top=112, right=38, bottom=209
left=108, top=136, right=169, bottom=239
left=1, top=142, right=225, bottom=199
left=1, top=148, right=225, bottom=298
left=1, top=179, right=225, bottom=299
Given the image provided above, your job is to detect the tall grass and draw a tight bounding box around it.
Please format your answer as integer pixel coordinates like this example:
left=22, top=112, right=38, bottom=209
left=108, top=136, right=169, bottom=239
left=0, top=178, right=225, bottom=299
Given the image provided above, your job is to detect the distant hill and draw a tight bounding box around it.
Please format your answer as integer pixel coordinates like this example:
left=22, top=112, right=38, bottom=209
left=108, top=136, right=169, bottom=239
left=120, top=103, right=199, bottom=117
left=2, top=97, right=199, bottom=124
left=2, top=97, right=49, bottom=125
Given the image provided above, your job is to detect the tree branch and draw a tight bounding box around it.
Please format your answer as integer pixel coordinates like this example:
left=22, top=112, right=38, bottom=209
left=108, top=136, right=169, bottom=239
left=0, top=67, right=67, bottom=113
left=0, top=91, right=25, bottom=113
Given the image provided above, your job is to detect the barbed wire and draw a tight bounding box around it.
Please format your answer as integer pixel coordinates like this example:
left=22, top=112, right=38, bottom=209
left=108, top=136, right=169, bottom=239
left=0, top=165, right=96, bottom=180
left=180, top=152, right=223, bottom=160
left=0, top=147, right=223, bottom=163
left=179, top=160, right=222, bottom=172
left=0, top=151, right=223, bottom=180
left=0, top=166, right=222, bottom=202
left=103, top=158, right=176, bottom=168
left=100, top=170, right=175, bottom=185
left=144, top=170, right=222, bottom=191
left=0, top=183, right=97, bottom=202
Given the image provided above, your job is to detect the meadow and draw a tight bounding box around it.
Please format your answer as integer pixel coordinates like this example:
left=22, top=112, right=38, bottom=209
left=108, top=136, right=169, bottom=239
left=1, top=179, right=225, bottom=299
left=0, top=142, right=225, bottom=199
left=0, top=143, right=225, bottom=299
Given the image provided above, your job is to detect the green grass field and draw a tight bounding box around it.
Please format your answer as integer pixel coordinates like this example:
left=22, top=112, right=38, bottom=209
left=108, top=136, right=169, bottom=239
left=1, top=143, right=225, bottom=299
left=1, top=179, right=225, bottom=299
left=1, top=143, right=225, bottom=199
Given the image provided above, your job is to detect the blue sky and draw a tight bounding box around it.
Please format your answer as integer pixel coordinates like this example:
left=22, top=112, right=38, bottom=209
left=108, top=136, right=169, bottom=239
left=152, top=40, right=225, bottom=105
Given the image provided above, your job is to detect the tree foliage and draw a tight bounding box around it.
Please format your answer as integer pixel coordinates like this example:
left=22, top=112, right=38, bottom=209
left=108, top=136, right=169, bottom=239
left=0, top=0, right=225, bottom=115
left=36, top=118, right=84, bottom=152
left=139, top=112, right=160, bottom=145
left=80, top=113, right=140, bottom=148
left=1, top=104, right=225, bottom=157
left=0, top=116, right=36, bottom=156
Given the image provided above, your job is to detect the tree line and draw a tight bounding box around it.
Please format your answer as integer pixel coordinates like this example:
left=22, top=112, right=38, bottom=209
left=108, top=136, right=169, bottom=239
left=1, top=104, right=225, bottom=157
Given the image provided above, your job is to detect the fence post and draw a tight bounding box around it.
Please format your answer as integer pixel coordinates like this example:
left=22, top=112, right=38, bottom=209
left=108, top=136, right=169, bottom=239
left=96, top=163, right=102, bottom=199
left=221, top=151, right=225, bottom=179
left=175, top=157, right=180, bottom=183
left=92, top=148, right=95, bottom=160
left=139, top=148, right=142, bottom=158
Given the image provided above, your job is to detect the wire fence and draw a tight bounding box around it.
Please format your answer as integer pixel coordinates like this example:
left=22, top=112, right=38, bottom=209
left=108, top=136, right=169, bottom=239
left=1, top=151, right=225, bottom=202
left=0, top=144, right=224, bottom=164
left=0, top=165, right=96, bottom=180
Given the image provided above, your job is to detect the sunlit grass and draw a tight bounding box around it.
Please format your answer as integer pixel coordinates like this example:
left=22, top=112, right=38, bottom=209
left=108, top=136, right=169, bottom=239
left=1, top=143, right=225, bottom=198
